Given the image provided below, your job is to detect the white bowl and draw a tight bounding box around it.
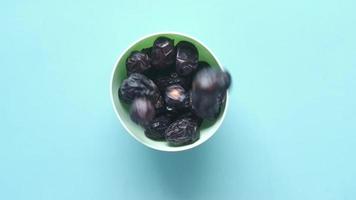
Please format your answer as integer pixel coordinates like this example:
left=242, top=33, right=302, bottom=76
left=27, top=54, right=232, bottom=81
left=110, top=32, right=229, bottom=152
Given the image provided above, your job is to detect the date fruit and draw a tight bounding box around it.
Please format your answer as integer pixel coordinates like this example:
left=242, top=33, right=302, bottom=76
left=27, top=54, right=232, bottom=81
left=130, top=97, right=155, bottom=126
left=192, top=68, right=231, bottom=119
left=164, top=84, right=188, bottom=111
left=176, top=41, right=199, bottom=76
left=119, top=73, right=160, bottom=103
left=151, top=37, right=175, bottom=69
left=126, top=51, right=151, bottom=75
left=165, top=118, right=199, bottom=146
left=144, top=114, right=172, bottom=140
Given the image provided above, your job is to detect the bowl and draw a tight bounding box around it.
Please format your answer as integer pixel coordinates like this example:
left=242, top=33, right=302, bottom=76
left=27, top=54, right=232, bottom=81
left=110, top=32, right=229, bottom=152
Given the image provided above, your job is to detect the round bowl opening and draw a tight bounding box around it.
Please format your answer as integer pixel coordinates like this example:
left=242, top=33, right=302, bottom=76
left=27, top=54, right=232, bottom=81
left=111, top=32, right=229, bottom=152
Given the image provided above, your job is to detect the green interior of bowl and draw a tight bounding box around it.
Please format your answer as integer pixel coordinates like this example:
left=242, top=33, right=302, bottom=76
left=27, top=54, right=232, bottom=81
left=111, top=33, right=228, bottom=151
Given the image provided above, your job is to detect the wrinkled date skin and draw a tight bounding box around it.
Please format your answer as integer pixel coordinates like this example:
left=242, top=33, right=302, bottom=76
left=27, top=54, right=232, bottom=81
left=144, top=114, right=172, bottom=140
left=164, top=84, right=190, bottom=111
left=126, top=51, right=151, bottom=75
left=141, top=47, right=152, bottom=57
left=119, top=73, right=160, bottom=103
left=130, top=98, right=155, bottom=126
left=165, top=118, right=199, bottom=146
left=154, top=72, right=191, bottom=92
left=119, top=73, right=164, bottom=111
left=176, top=111, right=203, bottom=127
left=176, top=41, right=199, bottom=76
left=192, top=68, right=231, bottom=119
left=151, top=37, right=175, bottom=69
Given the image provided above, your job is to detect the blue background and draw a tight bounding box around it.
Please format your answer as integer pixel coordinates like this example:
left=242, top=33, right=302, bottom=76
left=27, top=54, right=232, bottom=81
left=1, top=0, right=355, bottom=199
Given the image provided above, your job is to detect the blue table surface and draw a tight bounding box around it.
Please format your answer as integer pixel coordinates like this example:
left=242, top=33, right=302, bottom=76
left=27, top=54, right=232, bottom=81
left=1, top=0, right=356, bottom=199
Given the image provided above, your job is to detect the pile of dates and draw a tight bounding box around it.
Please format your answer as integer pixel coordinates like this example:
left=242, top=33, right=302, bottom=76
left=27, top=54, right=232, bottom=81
left=119, top=37, right=231, bottom=146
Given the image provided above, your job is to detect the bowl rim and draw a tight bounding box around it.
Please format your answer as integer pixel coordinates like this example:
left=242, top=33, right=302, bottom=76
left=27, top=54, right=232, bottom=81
left=110, top=31, right=229, bottom=152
